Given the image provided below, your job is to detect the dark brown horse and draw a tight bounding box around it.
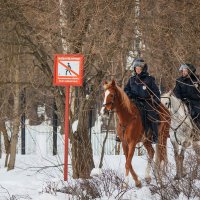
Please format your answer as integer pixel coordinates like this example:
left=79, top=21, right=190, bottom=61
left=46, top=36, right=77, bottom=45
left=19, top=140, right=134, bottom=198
left=100, top=80, right=170, bottom=187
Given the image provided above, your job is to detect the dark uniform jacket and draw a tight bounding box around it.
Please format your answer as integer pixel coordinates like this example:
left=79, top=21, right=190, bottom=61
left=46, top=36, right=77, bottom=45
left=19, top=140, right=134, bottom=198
left=124, top=72, right=160, bottom=137
left=124, top=72, right=160, bottom=104
left=173, top=74, right=200, bottom=119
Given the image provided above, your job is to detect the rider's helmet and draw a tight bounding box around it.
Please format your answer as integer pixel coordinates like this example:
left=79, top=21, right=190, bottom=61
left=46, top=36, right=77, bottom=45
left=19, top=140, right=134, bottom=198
left=179, top=63, right=196, bottom=73
left=131, top=58, right=148, bottom=72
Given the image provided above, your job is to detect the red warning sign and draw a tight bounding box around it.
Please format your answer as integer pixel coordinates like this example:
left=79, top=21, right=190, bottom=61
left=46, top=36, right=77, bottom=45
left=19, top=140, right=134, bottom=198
left=53, top=54, right=84, bottom=86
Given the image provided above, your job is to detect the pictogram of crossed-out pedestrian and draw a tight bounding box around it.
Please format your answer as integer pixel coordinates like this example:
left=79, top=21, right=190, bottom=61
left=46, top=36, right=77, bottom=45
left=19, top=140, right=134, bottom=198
left=58, top=61, right=80, bottom=77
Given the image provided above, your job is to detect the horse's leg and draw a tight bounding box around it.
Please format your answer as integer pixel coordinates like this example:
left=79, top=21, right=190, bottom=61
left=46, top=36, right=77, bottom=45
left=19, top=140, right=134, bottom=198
left=121, top=142, right=140, bottom=187
left=162, top=127, right=169, bottom=171
left=192, top=141, right=200, bottom=178
left=126, top=143, right=141, bottom=187
left=193, top=141, right=200, bottom=165
left=154, top=127, right=168, bottom=180
left=152, top=144, right=161, bottom=181
left=157, top=125, right=169, bottom=168
left=129, top=163, right=142, bottom=188
left=117, top=143, right=121, bottom=155
left=143, top=139, right=155, bottom=184
left=179, top=147, right=186, bottom=178
left=121, top=142, right=129, bottom=185
left=171, top=141, right=181, bottom=179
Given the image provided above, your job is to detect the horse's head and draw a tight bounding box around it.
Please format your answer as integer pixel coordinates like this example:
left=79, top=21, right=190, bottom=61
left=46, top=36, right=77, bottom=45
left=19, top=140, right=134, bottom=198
left=161, top=90, right=186, bottom=115
left=161, top=90, right=172, bottom=110
left=100, top=80, right=118, bottom=117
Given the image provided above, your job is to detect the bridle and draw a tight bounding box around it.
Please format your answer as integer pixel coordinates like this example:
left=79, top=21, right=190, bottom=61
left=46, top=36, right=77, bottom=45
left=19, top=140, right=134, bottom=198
left=161, top=94, right=182, bottom=115
left=102, top=88, right=131, bottom=146
left=102, top=90, right=116, bottom=111
left=161, top=96, right=171, bottom=109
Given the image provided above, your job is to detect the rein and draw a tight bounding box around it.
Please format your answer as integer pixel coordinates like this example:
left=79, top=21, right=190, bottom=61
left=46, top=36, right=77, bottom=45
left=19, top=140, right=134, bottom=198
left=173, top=100, right=182, bottom=115
left=102, top=93, right=116, bottom=108
left=172, top=115, right=188, bottom=145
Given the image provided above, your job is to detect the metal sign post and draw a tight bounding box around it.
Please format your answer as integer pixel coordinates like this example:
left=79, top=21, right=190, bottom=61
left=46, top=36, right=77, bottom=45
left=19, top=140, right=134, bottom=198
left=64, top=85, right=70, bottom=180
left=54, top=54, right=84, bottom=181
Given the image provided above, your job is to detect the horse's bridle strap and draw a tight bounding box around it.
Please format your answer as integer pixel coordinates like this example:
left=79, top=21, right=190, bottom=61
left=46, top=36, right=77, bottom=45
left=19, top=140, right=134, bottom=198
left=160, top=96, right=171, bottom=109
left=102, top=92, right=116, bottom=109
left=102, top=101, right=114, bottom=107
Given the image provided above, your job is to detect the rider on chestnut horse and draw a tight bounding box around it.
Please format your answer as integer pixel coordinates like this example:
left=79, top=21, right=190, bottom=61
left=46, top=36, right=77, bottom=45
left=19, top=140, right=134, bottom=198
left=124, top=58, right=160, bottom=144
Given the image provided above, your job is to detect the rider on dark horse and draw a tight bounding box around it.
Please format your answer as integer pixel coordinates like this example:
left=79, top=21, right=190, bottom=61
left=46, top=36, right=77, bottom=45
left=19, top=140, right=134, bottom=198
left=124, top=58, right=161, bottom=144
left=173, top=63, right=200, bottom=129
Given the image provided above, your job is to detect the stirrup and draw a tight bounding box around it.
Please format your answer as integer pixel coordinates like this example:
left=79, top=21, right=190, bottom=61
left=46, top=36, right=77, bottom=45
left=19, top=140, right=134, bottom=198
left=152, top=137, right=158, bottom=144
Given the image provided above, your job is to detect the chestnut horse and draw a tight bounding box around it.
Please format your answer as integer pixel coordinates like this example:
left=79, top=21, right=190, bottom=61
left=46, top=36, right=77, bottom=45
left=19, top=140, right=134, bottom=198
left=100, top=80, right=170, bottom=187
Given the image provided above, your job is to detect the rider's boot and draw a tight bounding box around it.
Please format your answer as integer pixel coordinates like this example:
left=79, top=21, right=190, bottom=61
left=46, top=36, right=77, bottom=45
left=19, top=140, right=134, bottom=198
left=151, top=122, right=158, bottom=144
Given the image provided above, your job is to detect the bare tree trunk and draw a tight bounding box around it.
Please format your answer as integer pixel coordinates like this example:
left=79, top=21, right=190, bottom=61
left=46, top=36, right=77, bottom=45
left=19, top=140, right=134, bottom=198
left=71, top=100, right=95, bottom=179
left=99, top=113, right=113, bottom=168
left=0, top=122, right=10, bottom=167
left=71, top=70, right=105, bottom=178
left=0, top=135, right=1, bottom=158
left=7, top=84, right=20, bottom=170
left=7, top=54, right=20, bottom=171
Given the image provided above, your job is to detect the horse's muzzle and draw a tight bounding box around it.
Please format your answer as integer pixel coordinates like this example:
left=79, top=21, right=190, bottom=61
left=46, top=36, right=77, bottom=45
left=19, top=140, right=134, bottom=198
left=100, top=107, right=110, bottom=118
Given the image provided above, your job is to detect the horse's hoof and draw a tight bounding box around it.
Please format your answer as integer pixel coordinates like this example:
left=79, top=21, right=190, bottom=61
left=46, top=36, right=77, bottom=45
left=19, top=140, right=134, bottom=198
left=136, top=180, right=142, bottom=188
left=145, top=177, right=151, bottom=184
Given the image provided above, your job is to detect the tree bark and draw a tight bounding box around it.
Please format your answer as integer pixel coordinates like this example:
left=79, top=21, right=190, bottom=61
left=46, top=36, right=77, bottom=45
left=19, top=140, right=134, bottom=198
left=99, top=113, right=113, bottom=168
left=71, top=100, right=95, bottom=179
left=7, top=51, right=20, bottom=171
left=0, top=121, right=10, bottom=167
left=70, top=69, right=105, bottom=178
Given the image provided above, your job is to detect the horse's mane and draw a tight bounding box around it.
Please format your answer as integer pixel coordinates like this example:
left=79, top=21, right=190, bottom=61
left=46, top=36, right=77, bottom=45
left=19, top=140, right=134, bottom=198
left=116, top=85, right=135, bottom=114
left=162, top=91, right=181, bottom=103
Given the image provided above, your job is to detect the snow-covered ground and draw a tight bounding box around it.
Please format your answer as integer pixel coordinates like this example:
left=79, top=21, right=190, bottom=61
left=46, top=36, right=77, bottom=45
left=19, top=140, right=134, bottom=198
left=0, top=114, right=199, bottom=199
left=0, top=152, right=153, bottom=200
left=0, top=140, right=199, bottom=200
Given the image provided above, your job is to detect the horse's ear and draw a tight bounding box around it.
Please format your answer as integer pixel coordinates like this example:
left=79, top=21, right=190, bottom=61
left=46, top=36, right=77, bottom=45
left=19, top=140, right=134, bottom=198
left=102, top=80, right=108, bottom=90
left=102, top=80, right=108, bottom=85
left=168, top=90, right=173, bottom=95
left=111, top=79, right=116, bottom=87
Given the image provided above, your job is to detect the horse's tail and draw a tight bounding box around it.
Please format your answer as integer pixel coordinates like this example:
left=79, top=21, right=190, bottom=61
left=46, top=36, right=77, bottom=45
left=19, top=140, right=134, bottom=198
left=156, top=104, right=171, bottom=166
